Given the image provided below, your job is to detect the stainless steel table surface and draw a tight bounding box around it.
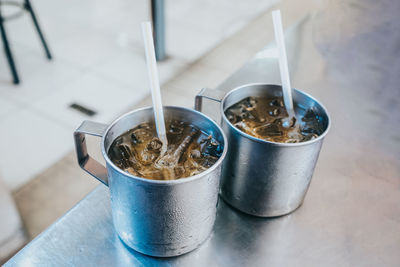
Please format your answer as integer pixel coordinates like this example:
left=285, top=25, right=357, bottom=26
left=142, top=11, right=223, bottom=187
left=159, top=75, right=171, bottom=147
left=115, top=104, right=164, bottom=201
left=6, top=6, right=400, bottom=267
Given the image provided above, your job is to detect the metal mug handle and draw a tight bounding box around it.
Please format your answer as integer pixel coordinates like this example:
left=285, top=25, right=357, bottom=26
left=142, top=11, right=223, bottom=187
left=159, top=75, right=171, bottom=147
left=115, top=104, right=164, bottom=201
left=195, top=88, right=226, bottom=112
left=74, top=121, right=109, bottom=186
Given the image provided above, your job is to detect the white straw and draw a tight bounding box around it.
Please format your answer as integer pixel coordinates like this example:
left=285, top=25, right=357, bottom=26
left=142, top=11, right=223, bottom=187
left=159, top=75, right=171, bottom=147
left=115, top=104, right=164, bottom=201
left=272, top=10, right=295, bottom=123
left=141, top=22, right=168, bottom=152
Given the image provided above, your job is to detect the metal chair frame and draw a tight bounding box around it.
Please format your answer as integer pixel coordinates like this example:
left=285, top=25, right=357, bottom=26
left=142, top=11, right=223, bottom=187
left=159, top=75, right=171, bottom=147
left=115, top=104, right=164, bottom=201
left=0, top=0, right=52, bottom=84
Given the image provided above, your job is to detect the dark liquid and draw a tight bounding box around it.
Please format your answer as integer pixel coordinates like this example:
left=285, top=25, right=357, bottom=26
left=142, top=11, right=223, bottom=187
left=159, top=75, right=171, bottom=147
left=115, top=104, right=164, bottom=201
left=108, top=120, right=223, bottom=180
left=225, top=96, right=324, bottom=143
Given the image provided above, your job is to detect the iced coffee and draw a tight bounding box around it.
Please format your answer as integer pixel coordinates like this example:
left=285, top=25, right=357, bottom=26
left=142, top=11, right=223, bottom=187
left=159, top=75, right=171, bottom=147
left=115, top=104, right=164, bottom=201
left=108, top=120, right=223, bottom=180
left=225, top=96, right=324, bottom=143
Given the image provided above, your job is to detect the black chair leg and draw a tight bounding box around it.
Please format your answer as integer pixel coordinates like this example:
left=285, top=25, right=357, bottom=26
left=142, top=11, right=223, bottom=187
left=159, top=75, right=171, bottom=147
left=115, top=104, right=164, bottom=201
left=0, top=13, right=20, bottom=84
left=24, top=0, right=52, bottom=59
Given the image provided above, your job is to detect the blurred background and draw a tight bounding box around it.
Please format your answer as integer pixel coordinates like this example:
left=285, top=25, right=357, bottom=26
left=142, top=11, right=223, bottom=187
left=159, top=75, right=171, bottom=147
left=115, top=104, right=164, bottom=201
left=1, top=0, right=399, bottom=263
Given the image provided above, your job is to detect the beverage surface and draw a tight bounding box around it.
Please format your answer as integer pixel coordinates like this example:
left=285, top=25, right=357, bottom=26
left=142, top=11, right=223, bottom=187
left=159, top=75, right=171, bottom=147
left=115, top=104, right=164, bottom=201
left=108, top=121, right=223, bottom=180
left=225, top=96, right=324, bottom=143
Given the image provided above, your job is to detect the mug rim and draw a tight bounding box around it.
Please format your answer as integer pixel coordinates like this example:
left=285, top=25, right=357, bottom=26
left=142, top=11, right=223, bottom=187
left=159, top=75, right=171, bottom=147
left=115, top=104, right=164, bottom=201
left=220, top=83, right=331, bottom=147
left=101, top=105, right=228, bottom=185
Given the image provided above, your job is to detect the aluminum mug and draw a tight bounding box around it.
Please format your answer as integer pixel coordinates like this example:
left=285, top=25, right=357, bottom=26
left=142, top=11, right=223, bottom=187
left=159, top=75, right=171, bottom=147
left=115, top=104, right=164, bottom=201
left=74, top=106, right=227, bottom=257
left=195, top=84, right=330, bottom=217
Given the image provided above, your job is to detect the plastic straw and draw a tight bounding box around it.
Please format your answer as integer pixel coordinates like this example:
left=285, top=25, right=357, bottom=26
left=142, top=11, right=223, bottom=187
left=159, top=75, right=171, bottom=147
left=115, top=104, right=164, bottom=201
left=141, top=21, right=168, bottom=152
left=272, top=10, right=296, bottom=124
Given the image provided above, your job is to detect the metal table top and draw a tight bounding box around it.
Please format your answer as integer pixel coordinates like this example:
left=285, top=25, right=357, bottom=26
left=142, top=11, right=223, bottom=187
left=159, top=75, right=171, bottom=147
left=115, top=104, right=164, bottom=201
left=6, top=6, right=400, bottom=267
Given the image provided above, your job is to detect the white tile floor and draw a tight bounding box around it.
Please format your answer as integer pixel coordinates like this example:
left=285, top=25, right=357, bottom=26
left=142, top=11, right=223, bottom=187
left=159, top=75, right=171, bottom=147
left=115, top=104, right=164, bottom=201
left=0, top=0, right=277, bottom=190
left=31, top=72, right=143, bottom=130
left=0, top=47, right=82, bottom=104
left=0, top=98, right=19, bottom=119
left=0, top=109, right=73, bottom=189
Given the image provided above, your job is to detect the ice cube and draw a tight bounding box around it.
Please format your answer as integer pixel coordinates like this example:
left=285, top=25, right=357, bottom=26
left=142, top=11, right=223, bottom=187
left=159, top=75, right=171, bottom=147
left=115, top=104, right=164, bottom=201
left=279, top=116, right=296, bottom=128
left=287, top=129, right=303, bottom=140
left=247, top=107, right=264, bottom=122
left=140, top=150, right=158, bottom=165
left=132, top=126, right=152, bottom=144
left=119, top=144, right=132, bottom=158
left=138, top=138, right=163, bottom=165
left=147, top=138, right=162, bottom=151
left=110, top=144, right=131, bottom=160
left=254, top=123, right=282, bottom=137
left=169, top=121, right=185, bottom=135
left=201, top=136, right=223, bottom=157
left=269, top=99, right=284, bottom=107
left=269, top=108, right=280, bottom=116
left=112, top=144, right=134, bottom=168
left=198, top=156, right=218, bottom=168
left=239, top=107, right=249, bottom=119
left=173, top=128, right=200, bottom=159
left=226, top=108, right=244, bottom=123
left=234, top=121, right=253, bottom=134
left=302, top=108, right=318, bottom=122
left=301, top=118, right=323, bottom=135
left=242, top=97, right=256, bottom=110
left=112, top=136, right=123, bottom=147
left=157, top=128, right=200, bottom=168
left=131, top=132, right=141, bottom=144
left=248, top=97, right=257, bottom=107
left=173, top=166, right=185, bottom=178
left=190, top=149, right=201, bottom=159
